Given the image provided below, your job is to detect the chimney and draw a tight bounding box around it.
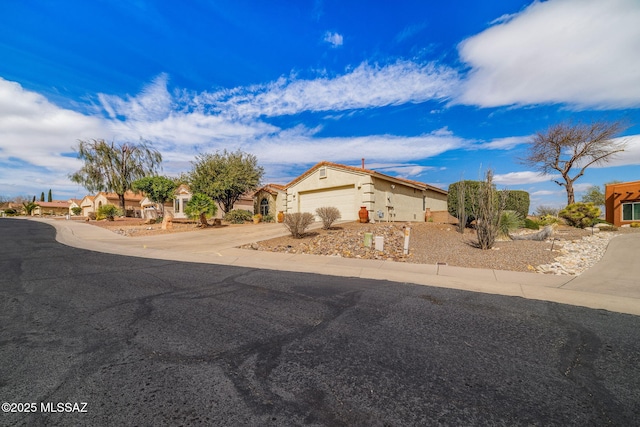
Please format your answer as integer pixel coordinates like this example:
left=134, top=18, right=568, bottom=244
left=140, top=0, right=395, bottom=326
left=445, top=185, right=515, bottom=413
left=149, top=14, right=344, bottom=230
left=361, top=158, right=365, bottom=169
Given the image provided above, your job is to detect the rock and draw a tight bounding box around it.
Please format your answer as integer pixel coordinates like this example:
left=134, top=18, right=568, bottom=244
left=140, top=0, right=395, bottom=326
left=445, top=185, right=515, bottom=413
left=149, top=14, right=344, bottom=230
left=510, top=225, right=554, bottom=241
left=161, top=216, right=173, bottom=230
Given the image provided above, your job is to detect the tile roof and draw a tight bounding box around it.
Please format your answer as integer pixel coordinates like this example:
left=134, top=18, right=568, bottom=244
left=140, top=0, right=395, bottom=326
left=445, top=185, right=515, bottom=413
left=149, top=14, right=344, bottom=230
left=285, top=161, right=448, bottom=194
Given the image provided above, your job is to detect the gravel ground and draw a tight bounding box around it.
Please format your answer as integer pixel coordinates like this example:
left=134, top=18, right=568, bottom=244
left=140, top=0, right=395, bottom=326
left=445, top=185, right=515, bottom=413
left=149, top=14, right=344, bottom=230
left=82, top=217, right=639, bottom=273
left=244, top=222, right=638, bottom=273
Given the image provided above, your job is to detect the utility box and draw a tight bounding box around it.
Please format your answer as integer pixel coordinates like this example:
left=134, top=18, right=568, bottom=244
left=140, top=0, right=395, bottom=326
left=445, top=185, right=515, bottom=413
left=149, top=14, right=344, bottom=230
left=375, top=236, right=384, bottom=251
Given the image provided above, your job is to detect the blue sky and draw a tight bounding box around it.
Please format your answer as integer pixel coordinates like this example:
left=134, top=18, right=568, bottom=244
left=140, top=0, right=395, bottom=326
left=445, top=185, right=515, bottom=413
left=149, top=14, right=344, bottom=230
left=1, top=0, right=639, bottom=210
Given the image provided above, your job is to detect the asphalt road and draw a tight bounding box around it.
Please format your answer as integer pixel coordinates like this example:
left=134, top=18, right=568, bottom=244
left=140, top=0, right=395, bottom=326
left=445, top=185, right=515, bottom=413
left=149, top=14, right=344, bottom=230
left=1, top=219, right=639, bottom=426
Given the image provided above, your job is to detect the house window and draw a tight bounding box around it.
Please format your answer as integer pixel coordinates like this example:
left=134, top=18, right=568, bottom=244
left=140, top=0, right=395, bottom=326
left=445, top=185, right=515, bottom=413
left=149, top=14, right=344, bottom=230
left=260, top=198, right=269, bottom=216
left=175, top=198, right=180, bottom=213
left=319, top=167, right=327, bottom=179
left=622, top=202, right=640, bottom=221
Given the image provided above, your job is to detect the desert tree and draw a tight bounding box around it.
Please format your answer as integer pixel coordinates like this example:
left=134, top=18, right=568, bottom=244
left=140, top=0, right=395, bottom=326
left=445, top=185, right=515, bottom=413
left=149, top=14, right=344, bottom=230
left=131, top=175, right=177, bottom=216
left=69, top=139, right=162, bottom=212
left=521, top=120, right=627, bottom=206
left=580, top=185, right=605, bottom=206
left=188, top=150, right=263, bottom=214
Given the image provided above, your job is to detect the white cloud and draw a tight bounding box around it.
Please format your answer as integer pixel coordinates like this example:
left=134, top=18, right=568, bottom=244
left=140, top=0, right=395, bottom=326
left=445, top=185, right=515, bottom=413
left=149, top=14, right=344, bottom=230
left=457, top=0, right=640, bottom=109
left=493, top=171, right=559, bottom=185
left=592, top=135, right=640, bottom=167
left=98, top=73, right=173, bottom=121
left=323, top=31, right=343, bottom=47
left=473, top=135, right=531, bottom=150
left=200, top=60, right=458, bottom=118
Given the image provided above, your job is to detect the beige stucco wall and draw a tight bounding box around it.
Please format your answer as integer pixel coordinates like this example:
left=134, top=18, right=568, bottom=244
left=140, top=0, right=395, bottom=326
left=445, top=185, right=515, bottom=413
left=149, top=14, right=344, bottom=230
left=286, top=166, right=373, bottom=218
left=371, top=178, right=426, bottom=222
left=286, top=165, right=448, bottom=222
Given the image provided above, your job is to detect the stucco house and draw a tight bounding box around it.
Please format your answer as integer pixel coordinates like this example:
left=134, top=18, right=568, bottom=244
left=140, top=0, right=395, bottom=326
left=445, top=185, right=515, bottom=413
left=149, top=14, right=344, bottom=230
left=33, top=201, right=70, bottom=216
left=68, top=199, right=82, bottom=216
left=171, top=184, right=255, bottom=220
left=93, top=191, right=144, bottom=217
left=253, top=184, right=286, bottom=219
left=605, top=180, right=640, bottom=226
left=80, top=195, right=96, bottom=217
left=284, top=161, right=448, bottom=222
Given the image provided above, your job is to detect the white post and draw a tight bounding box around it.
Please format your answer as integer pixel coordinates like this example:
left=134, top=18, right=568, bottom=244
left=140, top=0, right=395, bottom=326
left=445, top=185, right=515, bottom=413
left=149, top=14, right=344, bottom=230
left=403, top=227, right=411, bottom=255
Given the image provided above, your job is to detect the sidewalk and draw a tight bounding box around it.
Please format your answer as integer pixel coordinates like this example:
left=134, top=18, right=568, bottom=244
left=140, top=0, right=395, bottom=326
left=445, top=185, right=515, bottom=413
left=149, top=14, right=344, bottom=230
left=28, top=217, right=640, bottom=316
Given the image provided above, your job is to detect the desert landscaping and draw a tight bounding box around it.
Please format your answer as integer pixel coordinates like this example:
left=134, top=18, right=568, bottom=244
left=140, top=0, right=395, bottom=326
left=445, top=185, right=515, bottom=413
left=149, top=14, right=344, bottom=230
left=83, top=217, right=640, bottom=275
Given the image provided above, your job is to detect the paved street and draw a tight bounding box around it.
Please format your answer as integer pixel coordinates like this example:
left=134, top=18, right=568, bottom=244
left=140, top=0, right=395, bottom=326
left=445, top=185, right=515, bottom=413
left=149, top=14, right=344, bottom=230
left=1, top=219, right=639, bottom=426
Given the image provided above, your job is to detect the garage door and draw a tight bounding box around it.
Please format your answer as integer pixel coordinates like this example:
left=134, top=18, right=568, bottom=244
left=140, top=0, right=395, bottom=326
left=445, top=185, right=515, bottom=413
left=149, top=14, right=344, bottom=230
left=299, top=186, right=357, bottom=221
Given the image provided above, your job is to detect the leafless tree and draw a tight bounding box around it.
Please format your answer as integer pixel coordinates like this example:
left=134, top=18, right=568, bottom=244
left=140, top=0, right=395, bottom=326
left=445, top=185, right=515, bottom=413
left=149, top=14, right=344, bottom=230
left=521, top=120, right=627, bottom=206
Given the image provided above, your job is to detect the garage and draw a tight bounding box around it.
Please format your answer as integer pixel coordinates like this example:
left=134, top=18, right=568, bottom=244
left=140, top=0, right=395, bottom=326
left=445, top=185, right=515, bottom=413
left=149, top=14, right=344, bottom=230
left=298, top=185, right=357, bottom=221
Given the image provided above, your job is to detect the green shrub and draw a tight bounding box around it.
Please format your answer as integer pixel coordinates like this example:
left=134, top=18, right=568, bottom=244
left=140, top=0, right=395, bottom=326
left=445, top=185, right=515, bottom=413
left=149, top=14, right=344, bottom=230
left=283, top=212, right=315, bottom=238
left=502, top=190, right=530, bottom=218
left=447, top=180, right=483, bottom=227
left=96, top=204, right=120, bottom=221
left=71, top=206, right=82, bottom=216
left=559, top=202, right=601, bottom=228
left=498, top=210, right=524, bottom=237
left=3, top=208, right=18, bottom=216
left=523, top=218, right=540, bottom=230
left=538, top=214, right=561, bottom=226
left=224, top=209, right=253, bottom=224
left=262, top=213, right=275, bottom=223
left=185, top=193, right=217, bottom=227
left=631, top=222, right=640, bottom=228
left=316, top=206, right=341, bottom=229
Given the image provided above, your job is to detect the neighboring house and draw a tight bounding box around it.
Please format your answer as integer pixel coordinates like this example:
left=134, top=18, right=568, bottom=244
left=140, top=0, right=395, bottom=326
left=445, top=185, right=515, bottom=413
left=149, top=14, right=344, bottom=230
left=33, top=200, right=71, bottom=216
left=93, top=191, right=144, bottom=217
left=285, top=161, right=448, bottom=222
left=254, top=184, right=286, bottom=219
left=171, top=184, right=255, bottom=220
left=172, top=184, right=193, bottom=219
left=605, top=180, right=640, bottom=226
left=80, top=195, right=96, bottom=217
left=68, top=199, right=82, bottom=216
left=140, top=197, right=173, bottom=219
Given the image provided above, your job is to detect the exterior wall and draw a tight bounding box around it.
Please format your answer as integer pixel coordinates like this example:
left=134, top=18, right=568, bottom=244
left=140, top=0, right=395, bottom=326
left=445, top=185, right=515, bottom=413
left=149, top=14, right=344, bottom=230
left=254, top=190, right=285, bottom=218
left=605, top=180, right=640, bottom=226
left=68, top=200, right=81, bottom=216
left=80, top=197, right=95, bottom=217
left=34, top=202, right=70, bottom=216
left=287, top=166, right=373, bottom=220
left=371, top=178, right=426, bottom=222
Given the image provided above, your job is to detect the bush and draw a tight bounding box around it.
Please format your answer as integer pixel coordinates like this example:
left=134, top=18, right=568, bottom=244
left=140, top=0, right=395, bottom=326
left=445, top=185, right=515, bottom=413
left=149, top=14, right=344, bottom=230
left=263, top=213, right=275, bottom=223
left=448, top=180, right=483, bottom=227
left=523, top=218, right=540, bottom=230
left=185, top=193, right=217, bottom=227
left=538, top=214, right=561, bottom=226
left=71, top=206, right=82, bottom=216
left=559, top=202, right=601, bottom=228
left=498, top=210, right=524, bottom=237
left=631, top=222, right=640, bottom=228
left=224, top=209, right=253, bottom=224
left=316, top=206, right=341, bottom=229
left=502, top=190, right=530, bottom=218
left=283, top=212, right=315, bottom=238
left=535, top=205, right=559, bottom=217
left=3, top=208, right=18, bottom=216
left=96, top=204, right=120, bottom=221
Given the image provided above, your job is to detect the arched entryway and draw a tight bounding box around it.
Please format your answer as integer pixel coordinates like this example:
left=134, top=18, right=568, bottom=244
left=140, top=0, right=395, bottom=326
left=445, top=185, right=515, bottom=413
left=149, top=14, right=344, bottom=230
left=259, top=198, right=269, bottom=216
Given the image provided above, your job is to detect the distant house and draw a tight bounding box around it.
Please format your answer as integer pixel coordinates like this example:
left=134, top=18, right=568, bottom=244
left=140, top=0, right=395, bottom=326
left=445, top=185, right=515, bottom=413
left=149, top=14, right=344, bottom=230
left=171, top=184, right=255, bottom=220
left=33, top=200, right=70, bottom=216
left=140, top=197, right=173, bottom=219
left=284, top=161, right=448, bottom=222
left=80, top=195, right=96, bottom=217
left=93, top=191, right=144, bottom=217
left=605, top=180, right=640, bottom=226
left=68, top=199, right=82, bottom=216
left=253, top=184, right=287, bottom=219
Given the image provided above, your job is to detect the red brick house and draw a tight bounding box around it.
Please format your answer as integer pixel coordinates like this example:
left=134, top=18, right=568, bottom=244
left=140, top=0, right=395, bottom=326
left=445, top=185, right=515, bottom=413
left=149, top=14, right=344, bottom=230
left=605, top=180, right=640, bottom=226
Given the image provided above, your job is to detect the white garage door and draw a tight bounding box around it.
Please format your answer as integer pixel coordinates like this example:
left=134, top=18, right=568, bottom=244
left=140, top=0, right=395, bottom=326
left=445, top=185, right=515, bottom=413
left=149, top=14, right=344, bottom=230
left=299, top=186, right=357, bottom=221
